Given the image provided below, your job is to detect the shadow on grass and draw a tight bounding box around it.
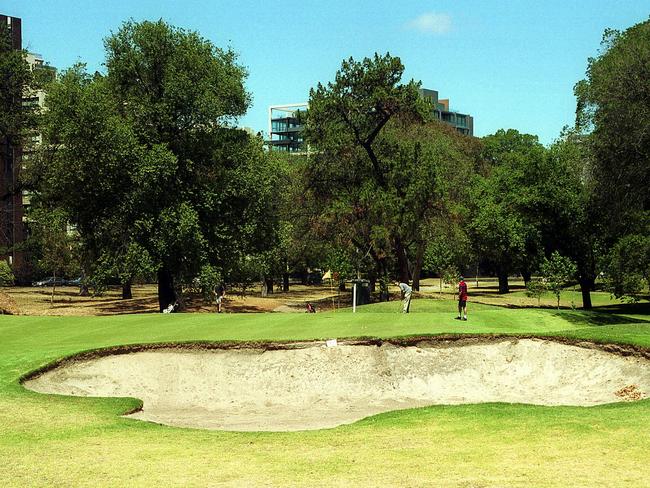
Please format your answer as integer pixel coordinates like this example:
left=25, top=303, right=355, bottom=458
left=594, top=301, right=650, bottom=315
left=553, top=309, right=650, bottom=326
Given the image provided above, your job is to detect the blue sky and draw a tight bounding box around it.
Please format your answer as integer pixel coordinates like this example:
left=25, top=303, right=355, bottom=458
left=3, top=1, right=648, bottom=145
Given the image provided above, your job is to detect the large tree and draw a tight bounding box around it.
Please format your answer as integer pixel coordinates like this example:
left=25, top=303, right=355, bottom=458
left=469, top=129, right=548, bottom=293
left=0, top=24, right=35, bottom=146
left=575, top=18, right=650, bottom=231
left=545, top=130, right=603, bottom=309
left=574, top=19, right=650, bottom=303
left=31, top=20, right=276, bottom=311
left=304, top=53, right=475, bottom=294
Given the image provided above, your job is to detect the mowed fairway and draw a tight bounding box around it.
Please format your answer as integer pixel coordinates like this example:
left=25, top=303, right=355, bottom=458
left=1, top=300, right=650, bottom=487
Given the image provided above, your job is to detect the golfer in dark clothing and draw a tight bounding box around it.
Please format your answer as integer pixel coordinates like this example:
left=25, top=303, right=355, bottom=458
left=457, top=276, right=468, bottom=320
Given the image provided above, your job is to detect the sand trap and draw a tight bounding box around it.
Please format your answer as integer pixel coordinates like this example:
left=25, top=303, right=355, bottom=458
left=24, top=338, right=650, bottom=431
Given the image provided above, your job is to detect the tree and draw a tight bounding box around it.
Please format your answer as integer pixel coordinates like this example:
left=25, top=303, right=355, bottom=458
left=31, top=21, right=277, bottom=311
left=545, top=130, right=602, bottom=309
left=304, top=54, right=475, bottom=295
left=525, top=278, right=547, bottom=306
left=575, top=19, right=650, bottom=234
left=540, top=252, right=577, bottom=309
left=470, top=129, right=569, bottom=294
left=604, top=233, right=650, bottom=302
left=0, top=23, right=35, bottom=145
left=423, top=218, right=471, bottom=294
left=28, top=208, right=79, bottom=304
left=574, top=19, right=650, bottom=306
left=0, top=260, right=14, bottom=286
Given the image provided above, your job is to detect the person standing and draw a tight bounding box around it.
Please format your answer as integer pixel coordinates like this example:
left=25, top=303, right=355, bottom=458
left=214, top=283, right=226, bottom=313
left=456, top=276, right=468, bottom=320
left=395, top=280, right=412, bottom=313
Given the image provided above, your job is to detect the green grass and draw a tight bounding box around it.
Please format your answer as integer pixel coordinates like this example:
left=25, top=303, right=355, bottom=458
left=508, top=288, right=622, bottom=307
left=1, top=300, right=650, bottom=487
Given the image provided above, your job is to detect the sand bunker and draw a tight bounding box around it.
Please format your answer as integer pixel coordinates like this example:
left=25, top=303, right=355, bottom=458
left=24, top=338, right=650, bottom=431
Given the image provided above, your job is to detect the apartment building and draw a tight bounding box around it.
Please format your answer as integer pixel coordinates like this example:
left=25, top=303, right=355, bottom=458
left=0, top=14, right=56, bottom=280
left=266, top=87, right=473, bottom=153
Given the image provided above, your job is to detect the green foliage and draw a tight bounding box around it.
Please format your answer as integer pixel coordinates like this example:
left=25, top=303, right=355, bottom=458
left=229, top=255, right=262, bottom=297
left=0, top=24, right=36, bottom=144
left=28, top=208, right=80, bottom=302
left=303, top=53, right=477, bottom=287
left=325, top=248, right=355, bottom=280
left=540, top=252, right=578, bottom=309
left=0, top=261, right=14, bottom=285
left=469, top=129, right=550, bottom=290
left=441, top=266, right=460, bottom=289
left=29, top=20, right=277, bottom=311
left=604, top=234, right=650, bottom=302
left=195, top=264, right=222, bottom=302
left=575, top=19, right=650, bottom=231
left=424, top=220, right=469, bottom=292
left=544, top=130, right=603, bottom=308
left=525, top=279, right=547, bottom=306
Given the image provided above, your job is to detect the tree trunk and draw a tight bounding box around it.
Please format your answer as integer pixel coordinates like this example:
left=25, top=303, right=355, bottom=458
left=395, top=239, right=410, bottom=283
left=79, top=283, right=89, bottom=296
left=282, top=272, right=289, bottom=292
left=51, top=269, right=56, bottom=306
left=338, top=279, right=346, bottom=292
left=521, top=269, right=532, bottom=286
left=157, top=266, right=176, bottom=312
left=122, top=280, right=132, bottom=299
left=379, top=260, right=389, bottom=302
left=497, top=267, right=510, bottom=294
left=261, top=277, right=274, bottom=297
left=579, top=275, right=594, bottom=310
left=79, top=269, right=89, bottom=296
left=411, top=241, right=425, bottom=291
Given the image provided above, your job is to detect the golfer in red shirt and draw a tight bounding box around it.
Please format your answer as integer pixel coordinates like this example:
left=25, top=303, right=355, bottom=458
left=456, top=276, right=468, bottom=321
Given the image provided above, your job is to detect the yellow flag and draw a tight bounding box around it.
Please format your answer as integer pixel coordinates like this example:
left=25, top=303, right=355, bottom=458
left=322, top=270, right=332, bottom=280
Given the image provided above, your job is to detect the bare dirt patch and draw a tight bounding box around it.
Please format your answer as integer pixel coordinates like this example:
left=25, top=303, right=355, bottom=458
left=24, top=338, right=650, bottom=432
left=0, top=289, right=20, bottom=314
left=4, top=284, right=344, bottom=315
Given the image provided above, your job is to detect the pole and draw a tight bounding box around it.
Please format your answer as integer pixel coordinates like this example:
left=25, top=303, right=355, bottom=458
left=353, top=282, right=357, bottom=313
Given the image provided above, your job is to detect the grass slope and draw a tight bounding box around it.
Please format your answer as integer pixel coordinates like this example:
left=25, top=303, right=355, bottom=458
left=1, top=300, right=649, bottom=487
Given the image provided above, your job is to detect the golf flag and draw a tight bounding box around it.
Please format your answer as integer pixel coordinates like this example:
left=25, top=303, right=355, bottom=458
left=322, top=270, right=332, bottom=280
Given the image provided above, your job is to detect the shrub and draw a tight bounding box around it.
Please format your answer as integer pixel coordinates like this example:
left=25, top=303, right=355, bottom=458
left=0, top=261, right=14, bottom=286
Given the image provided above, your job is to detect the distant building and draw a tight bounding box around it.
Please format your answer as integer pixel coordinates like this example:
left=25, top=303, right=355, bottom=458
left=22, top=52, right=56, bottom=218
left=266, top=87, right=473, bottom=153
left=0, top=14, right=56, bottom=280
left=418, top=88, right=474, bottom=136
left=266, top=103, right=308, bottom=153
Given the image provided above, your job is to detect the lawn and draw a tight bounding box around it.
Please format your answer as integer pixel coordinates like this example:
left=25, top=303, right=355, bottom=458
left=1, top=300, right=649, bottom=487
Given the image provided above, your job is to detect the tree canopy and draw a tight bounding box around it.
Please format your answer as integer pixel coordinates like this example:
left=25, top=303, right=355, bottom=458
left=30, top=20, right=277, bottom=311
left=575, top=18, right=650, bottom=231
left=303, top=53, right=477, bottom=294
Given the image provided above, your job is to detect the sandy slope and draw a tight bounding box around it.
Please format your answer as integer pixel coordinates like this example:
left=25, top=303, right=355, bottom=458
left=25, top=339, right=650, bottom=431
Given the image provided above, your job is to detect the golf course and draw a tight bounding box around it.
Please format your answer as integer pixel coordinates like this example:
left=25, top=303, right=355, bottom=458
left=2, top=297, right=650, bottom=487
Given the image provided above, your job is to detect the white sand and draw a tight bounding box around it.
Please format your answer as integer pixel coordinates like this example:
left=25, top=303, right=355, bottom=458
left=24, top=339, right=650, bottom=431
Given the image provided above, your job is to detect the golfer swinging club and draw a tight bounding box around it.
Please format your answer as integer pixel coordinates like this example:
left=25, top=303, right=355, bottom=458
left=395, top=280, right=412, bottom=313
